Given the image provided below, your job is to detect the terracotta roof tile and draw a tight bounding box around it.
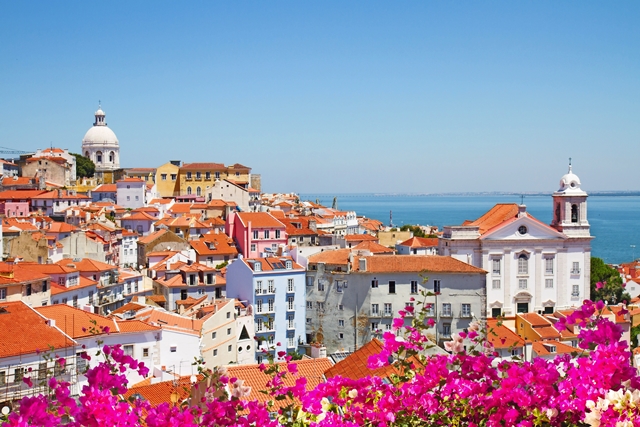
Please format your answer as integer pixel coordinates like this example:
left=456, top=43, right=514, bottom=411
left=356, top=255, right=486, bottom=274
left=398, top=237, right=439, bottom=248
left=236, top=212, right=285, bottom=229
left=0, top=301, right=75, bottom=358
left=325, top=339, right=406, bottom=380
left=352, top=241, right=394, bottom=254
left=486, top=319, right=526, bottom=349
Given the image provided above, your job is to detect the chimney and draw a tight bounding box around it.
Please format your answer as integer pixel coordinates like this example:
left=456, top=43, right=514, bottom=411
left=518, top=205, right=527, bottom=218
left=46, top=319, right=56, bottom=327
left=166, top=260, right=171, bottom=270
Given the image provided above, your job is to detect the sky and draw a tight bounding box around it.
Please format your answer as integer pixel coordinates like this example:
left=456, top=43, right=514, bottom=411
left=0, top=2, right=638, bottom=194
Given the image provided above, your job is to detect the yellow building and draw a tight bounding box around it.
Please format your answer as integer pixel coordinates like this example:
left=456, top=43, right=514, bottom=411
left=178, top=163, right=251, bottom=197
left=155, top=161, right=181, bottom=198
left=123, top=167, right=156, bottom=186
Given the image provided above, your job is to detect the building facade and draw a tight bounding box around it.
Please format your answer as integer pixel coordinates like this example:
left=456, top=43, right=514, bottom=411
left=439, top=165, right=592, bottom=317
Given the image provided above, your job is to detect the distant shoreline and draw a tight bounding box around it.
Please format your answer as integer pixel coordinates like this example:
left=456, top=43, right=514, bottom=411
left=299, top=191, right=640, bottom=198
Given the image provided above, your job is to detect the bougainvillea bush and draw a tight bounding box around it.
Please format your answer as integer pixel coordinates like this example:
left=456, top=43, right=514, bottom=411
left=3, top=298, right=640, bottom=427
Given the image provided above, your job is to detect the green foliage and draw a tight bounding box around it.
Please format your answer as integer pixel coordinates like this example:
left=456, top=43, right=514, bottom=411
left=215, top=261, right=229, bottom=270
left=400, top=224, right=426, bottom=238
left=632, top=325, right=640, bottom=349
left=590, top=257, right=631, bottom=304
left=72, top=153, right=96, bottom=178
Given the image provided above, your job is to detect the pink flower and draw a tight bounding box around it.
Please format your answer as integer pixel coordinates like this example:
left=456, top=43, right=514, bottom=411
left=596, top=281, right=604, bottom=289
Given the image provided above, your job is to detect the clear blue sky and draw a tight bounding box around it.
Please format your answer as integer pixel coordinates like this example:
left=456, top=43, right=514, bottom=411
left=1, top=2, right=638, bottom=193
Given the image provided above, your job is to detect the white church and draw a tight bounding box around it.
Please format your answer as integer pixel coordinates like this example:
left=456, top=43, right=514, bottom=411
left=439, top=164, right=592, bottom=317
left=81, top=105, right=121, bottom=182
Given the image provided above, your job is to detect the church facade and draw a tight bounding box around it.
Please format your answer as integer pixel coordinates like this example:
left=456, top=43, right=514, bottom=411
left=81, top=106, right=122, bottom=183
left=439, top=165, right=592, bottom=317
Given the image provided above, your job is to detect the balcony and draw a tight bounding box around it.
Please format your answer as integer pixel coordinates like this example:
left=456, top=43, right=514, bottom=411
left=382, top=311, right=394, bottom=318
left=369, top=310, right=381, bottom=318
left=460, top=311, right=472, bottom=319
left=571, top=268, right=581, bottom=275
left=440, top=311, right=453, bottom=318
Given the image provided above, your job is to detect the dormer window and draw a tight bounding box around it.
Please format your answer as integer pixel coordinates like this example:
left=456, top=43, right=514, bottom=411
left=285, top=260, right=292, bottom=269
left=253, top=262, right=261, bottom=272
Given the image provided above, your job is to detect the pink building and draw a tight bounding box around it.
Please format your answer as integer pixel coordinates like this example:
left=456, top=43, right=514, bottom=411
left=0, top=201, right=30, bottom=217
left=225, top=212, right=287, bottom=257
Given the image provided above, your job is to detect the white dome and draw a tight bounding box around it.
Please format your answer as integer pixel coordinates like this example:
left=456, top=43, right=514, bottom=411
left=556, top=164, right=587, bottom=195
left=95, top=108, right=105, bottom=116
left=82, top=125, right=119, bottom=146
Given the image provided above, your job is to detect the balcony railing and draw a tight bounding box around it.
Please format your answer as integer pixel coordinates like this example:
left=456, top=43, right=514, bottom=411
left=571, top=268, right=581, bottom=275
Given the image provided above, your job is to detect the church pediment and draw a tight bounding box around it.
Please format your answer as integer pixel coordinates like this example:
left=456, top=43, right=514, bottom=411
left=480, top=216, right=565, bottom=241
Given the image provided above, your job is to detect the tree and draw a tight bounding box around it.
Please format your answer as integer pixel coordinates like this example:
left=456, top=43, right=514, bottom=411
left=590, top=257, right=630, bottom=304
left=72, top=153, right=95, bottom=178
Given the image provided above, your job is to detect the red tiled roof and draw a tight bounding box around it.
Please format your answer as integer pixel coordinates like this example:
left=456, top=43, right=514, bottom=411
left=56, top=258, right=116, bottom=273
left=345, top=234, right=378, bottom=242
left=93, top=184, right=117, bottom=192
left=352, top=240, right=394, bottom=254
left=181, top=162, right=225, bottom=170
left=465, top=204, right=520, bottom=235
left=236, top=212, right=285, bottom=229
left=532, top=340, right=578, bottom=356
left=325, top=339, right=408, bottom=380
left=226, top=358, right=333, bottom=409
left=486, top=319, right=526, bottom=349
left=398, top=237, right=439, bottom=248
left=0, top=301, right=75, bottom=358
left=308, top=249, right=352, bottom=265
left=356, top=255, right=486, bottom=274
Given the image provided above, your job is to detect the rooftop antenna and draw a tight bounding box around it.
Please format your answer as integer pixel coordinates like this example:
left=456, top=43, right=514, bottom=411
left=521, top=195, right=525, bottom=205
left=568, top=157, right=572, bottom=172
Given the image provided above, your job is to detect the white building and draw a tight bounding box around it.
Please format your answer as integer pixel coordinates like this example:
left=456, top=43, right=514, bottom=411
left=439, top=164, right=592, bottom=317
left=81, top=105, right=120, bottom=178
left=204, top=179, right=261, bottom=212
left=117, top=178, right=146, bottom=209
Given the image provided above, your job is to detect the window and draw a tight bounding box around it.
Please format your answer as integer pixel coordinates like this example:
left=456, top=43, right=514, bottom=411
left=264, top=230, right=270, bottom=239
left=228, top=345, right=232, bottom=352
left=492, top=279, right=500, bottom=289
left=38, top=362, right=47, bottom=380
left=0, top=288, right=6, bottom=301
left=287, top=296, right=294, bottom=310
left=571, top=204, right=578, bottom=223
left=253, top=230, right=259, bottom=239
left=338, top=319, right=345, bottom=327
left=187, top=187, right=192, bottom=195
left=405, top=302, right=414, bottom=316
left=384, top=303, right=393, bottom=316
left=306, top=301, right=313, bottom=309
left=14, top=367, right=24, bottom=383
left=518, top=254, right=529, bottom=274
left=256, top=300, right=263, bottom=313
left=88, top=291, right=94, bottom=304
left=227, top=328, right=231, bottom=335
left=306, top=318, right=311, bottom=324
left=189, top=275, right=196, bottom=285
left=207, top=273, right=213, bottom=284
left=544, top=306, right=554, bottom=314
left=73, top=295, right=78, bottom=308
left=317, top=282, right=325, bottom=292
left=491, top=307, right=502, bottom=318
left=250, top=244, right=256, bottom=252
left=492, top=259, right=501, bottom=275
left=572, top=262, right=581, bottom=274
left=275, top=230, right=281, bottom=239
left=519, top=279, right=528, bottom=289
left=268, top=280, right=275, bottom=293
left=227, top=311, right=231, bottom=319
left=442, top=323, right=451, bottom=338
left=186, top=172, right=192, bottom=179
left=433, top=280, right=441, bottom=294
left=42, top=281, right=48, bottom=292
left=371, top=279, right=378, bottom=288
left=135, top=195, right=139, bottom=201
left=196, top=172, right=201, bottom=179
left=461, top=303, right=471, bottom=318
left=142, top=348, right=149, bottom=357
left=306, top=277, right=313, bottom=287
left=338, top=304, right=344, bottom=311
left=287, top=278, right=294, bottom=292
left=256, top=319, right=263, bottom=332
left=336, top=281, right=344, bottom=293
left=545, top=258, right=554, bottom=274
left=517, top=303, right=529, bottom=313
left=268, top=299, right=274, bottom=311
left=215, top=171, right=220, bottom=179
left=171, top=174, right=177, bottom=181
left=371, top=322, right=379, bottom=332
left=572, top=284, right=580, bottom=297
left=256, top=280, right=263, bottom=293
left=287, top=314, right=294, bottom=328
left=410, top=280, right=418, bottom=294
left=338, top=333, right=344, bottom=340
left=317, top=302, right=325, bottom=311
left=161, top=174, right=167, bottom=181
left=127, top=196, right=130, bottom=201
left=442, top=303, right=452, bottom=317
left=371, top=304, right=379, bottom=315
left=213, top=349, right=218, bottom=356
left=124, top=345, right=134, bottom=356
left=388, top=281, right=396, bottom=294
left=26, top=284, right=32, bottom=296
left=545, top=279, right=553, bottom=288
left=426, top=303, right=435, bottom=317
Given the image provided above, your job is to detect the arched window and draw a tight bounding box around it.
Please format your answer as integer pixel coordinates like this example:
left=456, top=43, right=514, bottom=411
left=109, top=151, right=115, bottom=163
left=187, top=187, right=192, bottom=195
left=196, top=186, right=201, bottom=196
left=518, top=254, right=529, bottom=275
left=96, top=151, right=103, bottom=163
left=84, top=151, right=90, bottom=158
left=571, top=204, right=578, bottom=223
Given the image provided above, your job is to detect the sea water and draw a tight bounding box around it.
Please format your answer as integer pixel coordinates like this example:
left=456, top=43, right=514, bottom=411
left=299, top=194, right=640, bottom=265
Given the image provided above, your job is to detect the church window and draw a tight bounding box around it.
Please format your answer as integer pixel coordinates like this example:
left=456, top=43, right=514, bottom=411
left=518, top=254, right=529, bottom=275
left=196, top=187, right=202, bottom=196
left=571, top=204, right=578, bottom=223
left=518, top=279, right=528, bottom=289
left=96, top=152, right=102, bottom=163
left=109, top=151, right=114, bottom=162
left=187, top=187, right=192, bottom=195
left=85, top=151, right=89, bottom=158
